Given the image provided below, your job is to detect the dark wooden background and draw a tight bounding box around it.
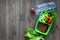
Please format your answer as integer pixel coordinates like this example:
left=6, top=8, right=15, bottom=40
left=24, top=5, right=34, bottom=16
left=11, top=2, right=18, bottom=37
left=0, top=0, right=60, bottom=40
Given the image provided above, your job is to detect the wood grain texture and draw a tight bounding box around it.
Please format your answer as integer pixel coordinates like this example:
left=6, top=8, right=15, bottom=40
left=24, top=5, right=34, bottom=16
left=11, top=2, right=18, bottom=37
left=0, top=0, right=6, bottom=40
left=6, top=0, right=20, bottom=40
left=0, top=0, right=59, bottom=40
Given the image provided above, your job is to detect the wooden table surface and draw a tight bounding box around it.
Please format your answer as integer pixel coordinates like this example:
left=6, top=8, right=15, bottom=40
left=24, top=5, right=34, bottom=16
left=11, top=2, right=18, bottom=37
left=0, top=0, right=60, bottom=40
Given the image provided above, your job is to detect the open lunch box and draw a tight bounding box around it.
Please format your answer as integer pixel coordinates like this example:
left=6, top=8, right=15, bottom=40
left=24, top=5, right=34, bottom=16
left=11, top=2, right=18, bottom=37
left=34, top=10, right=56, bottom=35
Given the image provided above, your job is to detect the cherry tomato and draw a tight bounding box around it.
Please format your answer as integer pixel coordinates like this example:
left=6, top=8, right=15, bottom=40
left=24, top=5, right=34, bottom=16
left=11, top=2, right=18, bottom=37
left=48, top=14, right=51, bottom=17
left=48, top=20, right=50, bottom=24
left=47, top=17, right=50, bottom=20
left=46, top=18, right=50, bottom=24
left=46, top=18, right=49, bottom=22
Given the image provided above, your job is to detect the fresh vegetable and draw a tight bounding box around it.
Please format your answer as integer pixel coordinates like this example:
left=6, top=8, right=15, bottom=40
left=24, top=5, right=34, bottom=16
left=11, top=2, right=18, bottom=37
left=48, top=14, right=51, bottom=17
left=25, top=27, right=44, bottom=40
left=46, top=17, right=50, bottom=24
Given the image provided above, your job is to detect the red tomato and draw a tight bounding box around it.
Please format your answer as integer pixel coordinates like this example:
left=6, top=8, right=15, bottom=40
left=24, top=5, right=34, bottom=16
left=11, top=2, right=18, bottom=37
left=48, top=20, right=50, bottom=24
left=46, top=18, right=49, bottom=22
left=46, top=18, right=50, bottom=24
left=48, top=14, right=51, bottom=17
left=47, top=17, right=50, bottom=20
left=46, top=13, right=51, bottom=24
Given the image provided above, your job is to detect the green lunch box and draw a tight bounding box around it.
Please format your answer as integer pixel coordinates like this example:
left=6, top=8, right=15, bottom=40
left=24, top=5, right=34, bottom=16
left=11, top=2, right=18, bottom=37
left=34, top=10, right=56, bottom=35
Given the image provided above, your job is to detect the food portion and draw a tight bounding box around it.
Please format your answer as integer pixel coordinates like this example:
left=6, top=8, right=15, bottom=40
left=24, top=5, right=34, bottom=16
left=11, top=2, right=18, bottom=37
left=37, top=22, right=48, bottom=32
left=39, top=10, right=52, bottom=24
left=39, top=11, right=48, bottom=24
left=46, top=13, right=51, bottom=24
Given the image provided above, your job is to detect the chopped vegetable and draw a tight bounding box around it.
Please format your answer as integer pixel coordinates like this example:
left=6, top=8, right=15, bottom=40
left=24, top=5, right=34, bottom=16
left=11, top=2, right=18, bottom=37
left=48, top=14, right=51, bottom=17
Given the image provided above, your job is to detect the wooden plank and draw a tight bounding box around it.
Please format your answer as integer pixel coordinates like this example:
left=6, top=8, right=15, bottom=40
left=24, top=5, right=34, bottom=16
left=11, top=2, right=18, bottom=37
left=19, top=0, right=26, bottom=40
left=6, top=0, right=20, bottom=40
left=0, top=0, right=6, bottom=40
